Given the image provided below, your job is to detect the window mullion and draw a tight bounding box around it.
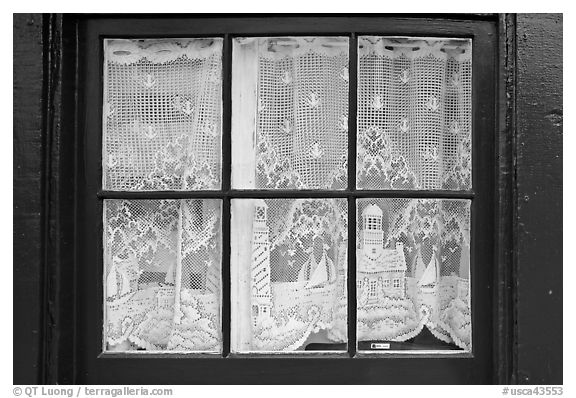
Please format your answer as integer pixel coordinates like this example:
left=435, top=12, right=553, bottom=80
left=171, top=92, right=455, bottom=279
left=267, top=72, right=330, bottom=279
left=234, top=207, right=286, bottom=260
left=96, top=190, right=475, bottom=200
left=347, top=33, right=358, bottom=357
left=221, top=34, right=233, bottom=356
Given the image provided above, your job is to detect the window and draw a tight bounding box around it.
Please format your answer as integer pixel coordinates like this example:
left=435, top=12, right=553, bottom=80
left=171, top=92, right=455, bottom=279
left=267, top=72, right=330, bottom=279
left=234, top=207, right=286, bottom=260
left=104, top=33, right=471, bottom=354
left=77, top=16, right=497, bottom=383
left=369, top=280, right=377, bottom=296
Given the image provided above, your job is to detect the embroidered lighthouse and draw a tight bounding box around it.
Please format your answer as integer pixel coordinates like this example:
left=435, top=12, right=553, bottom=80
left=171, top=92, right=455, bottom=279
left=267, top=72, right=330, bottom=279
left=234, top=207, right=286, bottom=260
left=251, top=200, right=272, bottom=327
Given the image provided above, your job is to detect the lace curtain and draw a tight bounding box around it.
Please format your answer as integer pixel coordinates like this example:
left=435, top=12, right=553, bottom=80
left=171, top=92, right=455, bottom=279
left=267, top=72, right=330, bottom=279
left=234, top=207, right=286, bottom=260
left=102, top=36, right=474, bottom=354
left=357, top=37, right=472, bottom=190
left=356, top=199, right=471, bottom=350
left=104, top=199, right=222, bottom=352
left=231, top=199, right=348, bottom=352
left=104, top=39, right=223, bottom=191
left=232, top=37, right=349, bottom=190
left=103, top=38, right=224, bottom=353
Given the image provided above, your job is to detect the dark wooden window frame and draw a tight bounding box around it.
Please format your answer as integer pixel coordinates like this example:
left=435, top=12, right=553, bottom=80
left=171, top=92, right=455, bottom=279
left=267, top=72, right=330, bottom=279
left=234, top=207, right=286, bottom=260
left=44, top=14, right=516, bottom=384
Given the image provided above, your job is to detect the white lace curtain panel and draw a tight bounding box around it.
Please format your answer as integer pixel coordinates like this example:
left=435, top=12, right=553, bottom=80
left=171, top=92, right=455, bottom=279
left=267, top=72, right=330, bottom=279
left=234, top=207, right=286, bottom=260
left=104, top=38, right=223, bottom=191
left=356, top=199, right=471, bottom=350
left=105, top=199, right=222, bottom=352
left=102, top=36, right=473, bottom=353
left=231, top=199, right=348, bottom=352
left=357, top=37, right=472, bottom=190
left=232, top=37, right=349, bottom=190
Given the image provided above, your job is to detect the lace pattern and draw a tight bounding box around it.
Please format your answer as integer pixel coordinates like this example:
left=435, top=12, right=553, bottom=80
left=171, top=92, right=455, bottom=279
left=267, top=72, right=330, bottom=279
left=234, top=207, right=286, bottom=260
left=231, top=198, right=348, bottom=352
left=356, top=198, right=471, bottom=351
left=357, top=37, right=472, bottom=190
left=232, top=37, right=349, bottom=190
left=104, top=199, right=222, bottom=352
left=104, top=39, right=222, bottom=191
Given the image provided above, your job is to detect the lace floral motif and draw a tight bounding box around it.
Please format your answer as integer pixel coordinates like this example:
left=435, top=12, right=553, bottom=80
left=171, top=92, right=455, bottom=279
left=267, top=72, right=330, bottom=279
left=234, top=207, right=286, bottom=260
left=255, top=134, right=305, bottom=189
left=357, top=199, right=471, bottom=351
left=133, top=135, right=218, bottom=191
left=357, top=126, right=418, bottom=189
left=443, top=135, right=472, bottom=190
left=105, top=199, right=222, bottom=352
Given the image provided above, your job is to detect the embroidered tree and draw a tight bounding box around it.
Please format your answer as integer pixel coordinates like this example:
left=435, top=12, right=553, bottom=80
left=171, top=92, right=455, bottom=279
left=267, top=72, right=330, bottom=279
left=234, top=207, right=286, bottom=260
left=106, top=200, right=179, bottom=268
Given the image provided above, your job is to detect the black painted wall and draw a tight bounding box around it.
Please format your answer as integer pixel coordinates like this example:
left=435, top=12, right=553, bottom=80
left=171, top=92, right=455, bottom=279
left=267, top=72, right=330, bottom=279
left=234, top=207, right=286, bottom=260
left=14, top=13, right=44, bottom=384
left=515, top=13, right=563, bottom=384
left=12, top=13, right=563, bottom=384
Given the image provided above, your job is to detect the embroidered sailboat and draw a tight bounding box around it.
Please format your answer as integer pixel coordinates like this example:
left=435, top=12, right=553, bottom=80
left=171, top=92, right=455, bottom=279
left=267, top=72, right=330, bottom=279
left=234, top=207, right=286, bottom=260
left=304, top=251, right=336, bottom=289
left=298, top=249, right=316, bottom=281
left=107, top=256, right=134, bottom=299
left=417, top=254, right=439, bottom=293
left=118, top=267, right=134, bottom=297
left=412, top=245, right=426, bottom=281
left=106, top=259, right=119, bottom=299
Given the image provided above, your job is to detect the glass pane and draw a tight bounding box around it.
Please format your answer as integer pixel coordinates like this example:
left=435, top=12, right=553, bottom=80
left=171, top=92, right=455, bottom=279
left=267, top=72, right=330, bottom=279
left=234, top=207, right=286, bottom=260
left=357, top=37, right=472, bottom=190
left=231, top=198, right=348, bottom=352
left=232, top=37, right=349, bottom=190
left=103, top=38, right=222, bottom=191
left=104, top=199, right=222, bottom=352
left=356, top=198, right=471, bottom=352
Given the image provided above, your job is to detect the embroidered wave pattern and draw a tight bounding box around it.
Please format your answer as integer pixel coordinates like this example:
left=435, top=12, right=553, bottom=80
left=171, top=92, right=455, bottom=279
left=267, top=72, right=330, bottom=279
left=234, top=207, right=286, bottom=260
left=104, top=199, right=222, bottom=352
left=356, top=198, right=471, bottom=351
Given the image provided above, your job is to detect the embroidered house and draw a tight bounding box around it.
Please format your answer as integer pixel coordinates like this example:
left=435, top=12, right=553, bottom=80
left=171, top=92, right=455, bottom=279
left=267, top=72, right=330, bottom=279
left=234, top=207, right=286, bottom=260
left=156, top=286, right=175, bottom=310
left=357, top=204, right=407, bottom=306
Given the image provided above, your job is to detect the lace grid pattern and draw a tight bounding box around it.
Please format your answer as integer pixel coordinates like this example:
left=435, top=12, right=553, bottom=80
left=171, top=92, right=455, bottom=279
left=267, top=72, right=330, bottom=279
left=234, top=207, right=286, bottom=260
left=356, top=198, right=471, bottom=350
left=104, top=38, right=223, bottom=191
left=104, top=199, right=222, bottom=352
left=234, top=37, right=349, bottom=190
left=357, top=37, right=472, bottom=190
